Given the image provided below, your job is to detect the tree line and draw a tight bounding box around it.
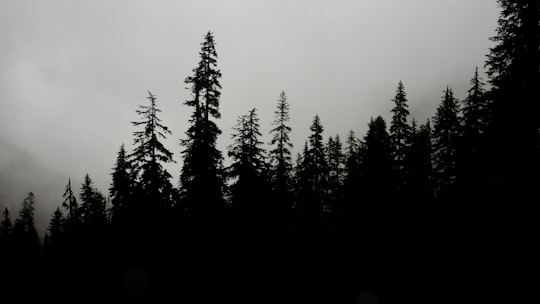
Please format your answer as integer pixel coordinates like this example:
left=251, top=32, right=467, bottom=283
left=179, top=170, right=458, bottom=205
left=1, top=1, right=538, bottom=302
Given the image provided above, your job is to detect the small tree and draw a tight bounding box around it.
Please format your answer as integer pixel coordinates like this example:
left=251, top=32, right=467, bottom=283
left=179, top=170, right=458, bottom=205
left=79, top=174, right=107, bottom=227
left=47, top=207, right=66, bottom=250
left=110, top=144, right=134, bottom=224
left=0, top=207, right=13, bottom=243
left=62, top=178, right=78, bottom=223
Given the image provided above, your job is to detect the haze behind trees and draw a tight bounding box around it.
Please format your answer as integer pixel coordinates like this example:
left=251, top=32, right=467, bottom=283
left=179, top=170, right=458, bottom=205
left=1, top=1, right=538, bottom=303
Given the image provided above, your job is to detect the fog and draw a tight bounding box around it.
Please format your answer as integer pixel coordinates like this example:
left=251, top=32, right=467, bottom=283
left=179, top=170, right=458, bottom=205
left=0, top=0, right=499, bottom=234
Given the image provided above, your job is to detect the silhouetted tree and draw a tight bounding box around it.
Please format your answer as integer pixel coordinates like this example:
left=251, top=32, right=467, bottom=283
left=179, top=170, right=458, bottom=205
left=79, top=174, right=107, bottom=227
left=180, top=31, right=227, bottom=215
left=487, top=0, right=540, bottom=134
left=0, top=206, right=14, bottom=291
left=62, top=178, right=78, bottom=223
left=327, top=135, right=345, bottom=191
left=344, top=131, right=362, bottom=182
left=462, top=67, right=489, bottom=139
left=291, top=151, right=302, bottom=220
left=294, top=142, right=310, bottom=229
left=485, top=0, right=540, bottom=201
left=228, top=109, right=270, bottom=230
left=109, top=144, right=134, bottom=224
left=13, top=192, right=40, bottom=257
left=0, top=207, right=13, bottom=244
left=404, top=119, right=434, bottom=207
left=297, top=115, right=329, bottom=232
left=432, top=87, right=461, bottom=200
left=326, top=135, right=344, bottom=220
left=362, top=116, right=393, bottom=208
left=459, top=68, right=490, bottom=197
left=46, top=207, right=65, bottom=251
left=389, top=81, right=411, bottom=190
left=269, top=91, right=294, bottom=226
left=131, top=91, right=175, bottom=213
left=342, top=131, right=363, bottom=225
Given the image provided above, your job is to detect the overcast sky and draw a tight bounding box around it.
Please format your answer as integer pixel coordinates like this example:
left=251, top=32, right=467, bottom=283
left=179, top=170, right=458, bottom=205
left=0, top=0, right=499, bottom=232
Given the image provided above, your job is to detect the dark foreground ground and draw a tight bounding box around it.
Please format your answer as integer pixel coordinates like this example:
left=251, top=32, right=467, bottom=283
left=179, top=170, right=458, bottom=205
left=1, top=207, right=529, bottom=304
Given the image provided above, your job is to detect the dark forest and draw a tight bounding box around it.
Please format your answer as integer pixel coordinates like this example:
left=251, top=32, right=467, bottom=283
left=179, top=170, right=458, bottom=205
left=0, top=1, right=538, bottom=303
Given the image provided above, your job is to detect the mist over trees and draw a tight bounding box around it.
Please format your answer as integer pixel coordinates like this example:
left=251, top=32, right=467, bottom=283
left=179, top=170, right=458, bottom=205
left=1, top=2, right=538, bottom=302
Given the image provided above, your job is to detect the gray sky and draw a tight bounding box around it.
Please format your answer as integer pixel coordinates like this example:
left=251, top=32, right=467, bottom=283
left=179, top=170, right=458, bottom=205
left=0, top=0, right=499, bottom=232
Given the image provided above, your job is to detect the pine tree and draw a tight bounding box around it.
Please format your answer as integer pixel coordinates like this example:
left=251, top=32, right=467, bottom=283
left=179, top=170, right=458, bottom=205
left=432, top=87, right=461, bottom=198
left=109, top=144, right=134, bottom=223
left=487, top=1, right=540, bottom=126
left=485, top=0, right=540, bottom=199
left=62, top=178, right=78, bottom=223
left=292, top=150, right=306, bottom=219
left=269, top=91, right=294, bottom=205
left=13, top=192, right=40, bottom=257
left=131, top=91, right=175, bottom=211
left=342, top=131, right=363, bottom=228
left=462, top=67, right=489, bottom=139
left=47, top=207, right=65, bottom=249
left=0, top=207, right=13, bottom=243
left=325, top=135, right=345, bottom=231
left=344, top=130, right=362, bottom=187
left=79, top=174, right=107, bottom=226
left=362, top=116, right=393, bottom=207
left=228, top=109, right=268, bottom=217
left=298, top=115, right=329, bottom=231
left=326, top=135, right=345, bottom=207
left=180, top=31, right=227, bottom=215
left=295, top=142, right=313, bottom=230
left=459, top=68, right=490, bottom=191
left=389, top=81, right=411, bottom=190
left=308, top=115, right=328, bottom=186
left=404, top=119, right=434, bottom=207
left=0, top=206, right=14, bottom=290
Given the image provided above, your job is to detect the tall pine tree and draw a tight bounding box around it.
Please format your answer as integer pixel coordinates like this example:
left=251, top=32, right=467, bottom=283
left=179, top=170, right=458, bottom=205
left=269, top=92, right=293, bottom=201
left=131, top=91, right=175, bottom=212
left=389, top=81, right=411, bottom=191
left=485, top=0, right=540, bottom=201
left=432, top=87, right=461, bottom=200
left=459, top=67, right=490, bottom=195
left=269, top=91, right=294, bottom=229
left=180, top=31, right=227, bottom=215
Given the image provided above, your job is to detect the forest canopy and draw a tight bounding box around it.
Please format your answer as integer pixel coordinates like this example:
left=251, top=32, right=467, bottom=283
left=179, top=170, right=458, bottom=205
left=1, top=1, right=538, bottom=303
